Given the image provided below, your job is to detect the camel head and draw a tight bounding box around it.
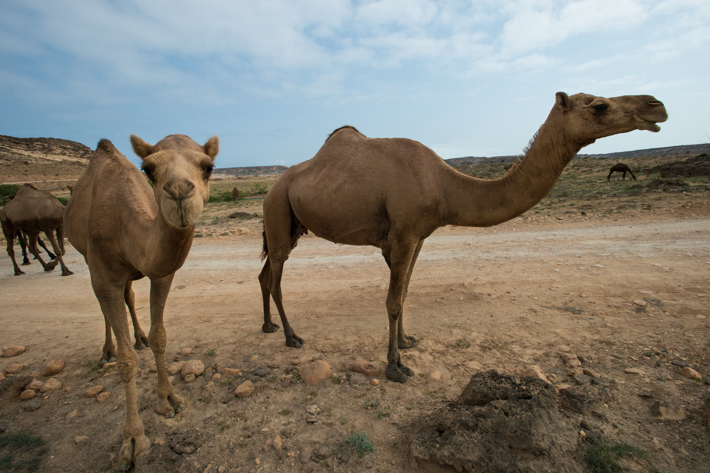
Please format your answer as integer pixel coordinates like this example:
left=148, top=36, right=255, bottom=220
left=131, top=134, right=219, bottom=228
left=552, top=92, right=667, bottom=147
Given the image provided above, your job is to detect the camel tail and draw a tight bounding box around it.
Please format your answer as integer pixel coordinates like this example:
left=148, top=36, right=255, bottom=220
left=260, top=230, right=268, bottom=261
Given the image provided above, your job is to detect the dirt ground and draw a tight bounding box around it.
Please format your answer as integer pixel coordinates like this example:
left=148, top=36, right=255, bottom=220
left=1, top=201, right=709, bottom=472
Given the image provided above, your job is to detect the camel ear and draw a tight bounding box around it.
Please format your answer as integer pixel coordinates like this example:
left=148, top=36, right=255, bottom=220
left=130, top=134, right=154, bottom=160
left=203, top=135, right=219, bottom=160
left=555, top=92, right=570, bottom=112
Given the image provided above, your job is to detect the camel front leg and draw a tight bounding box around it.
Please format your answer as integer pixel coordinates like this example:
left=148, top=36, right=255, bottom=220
left=18, top=231, right=31, bottom=266
left=2, top=222, right=24, bottom=275
left=93, top=278, right=150, bottom=470
left=148, top=274, right=185, bottom=418
left=384, top=235, right=419, bottom=383
left=125, top=281, right=148, bottom=349
left=26, top=232, right=59, bottom=272
left=42, top=227, right=72, bottom=276
left=398, top=239, right=423, bottom=349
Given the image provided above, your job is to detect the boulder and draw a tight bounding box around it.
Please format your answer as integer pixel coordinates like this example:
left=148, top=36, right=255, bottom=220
left=2, top=345, right=25, bottom=357
left=43, top=360, right=65, bottom=376
left=300, top=360, right=331, bottom=385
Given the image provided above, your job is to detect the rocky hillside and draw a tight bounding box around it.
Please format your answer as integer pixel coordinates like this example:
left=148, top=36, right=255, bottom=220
left=213, top=165, right=289, bottom=177
left=0, top=135, right=92, bottom=192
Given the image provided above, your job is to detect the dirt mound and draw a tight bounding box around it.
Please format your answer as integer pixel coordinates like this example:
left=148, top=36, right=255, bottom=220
left=409, top=370, right=582, bottom=472
left=646, top=153, right=710, bottom=178
left=227, top=211, right=260, bottom=219
left=646, top=179, right=689, bottom=189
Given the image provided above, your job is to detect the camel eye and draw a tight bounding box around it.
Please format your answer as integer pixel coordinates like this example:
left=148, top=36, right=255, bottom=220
left=142, top=165, right=155, bottom=182
left=203, top=165, right=213, bottom=179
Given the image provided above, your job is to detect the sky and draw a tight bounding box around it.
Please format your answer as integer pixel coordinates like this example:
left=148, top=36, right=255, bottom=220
left=1, top=0, right=708, bottom=169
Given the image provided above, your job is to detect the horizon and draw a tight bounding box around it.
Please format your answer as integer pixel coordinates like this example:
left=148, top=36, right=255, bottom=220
left=1, top=1, right=709, bottom=169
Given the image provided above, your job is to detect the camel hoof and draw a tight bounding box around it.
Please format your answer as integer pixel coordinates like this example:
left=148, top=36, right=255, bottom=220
left=286, top=338, right=304, bottom=348
left=400, top=365, right=414, bottom=377
left=21, top=261, right=31, bottom=266
left=135, top=342, right=147, bottom=350
left=14, top=270, right=25, bottom=276
left=61, top=270, right=74, bottom=276
left=386, top=364, right=409, bottom=383
left=399, top=335, right=417, bottom=349
left=262, top=323, right=280, bottom=333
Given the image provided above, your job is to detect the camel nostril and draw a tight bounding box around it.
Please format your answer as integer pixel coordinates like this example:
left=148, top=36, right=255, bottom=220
left=162, top=180, right=196, bottom=200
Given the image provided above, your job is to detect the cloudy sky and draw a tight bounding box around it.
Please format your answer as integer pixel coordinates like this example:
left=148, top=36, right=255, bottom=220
left=1, top=0, right=708, bottom=168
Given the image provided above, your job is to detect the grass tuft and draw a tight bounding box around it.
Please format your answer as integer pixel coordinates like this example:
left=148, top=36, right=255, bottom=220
left=345, top=431, right=375, bottom=457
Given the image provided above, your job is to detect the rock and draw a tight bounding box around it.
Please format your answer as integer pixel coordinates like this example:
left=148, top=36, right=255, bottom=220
left=254, top=367, right=270, bottom=377
left=211, top=373, right=221, bottom=382
left=625, top=368, right=644, bottom=375
left=22, top=399, right=42, bottom=411
left=204, top=368, right=214, bottom=381
left=651, top=400, right=686, bottom=420
left=4, top=363, right=25, bottom=374
left=371, top=378, right=380, bottom=386
left=633, top=300, right=647, bottom=307
left=671, top=360, right=689, bottom=368
left=348, top=372, right=369, bottom=386
left=43, top=360, right=65, bottom=376
left=638, top=391, right=653, bottom=398
left=351, top=360, right=383, bottom=377
left=0, top=373, right=4, bottom=382
left=560, top=353, right=581, bottom=368
left=181, top=360, right=205, bottom=379
left=430, top=370, right=442, bottom=382
left=680, top=367, right=702, bottom=381
left=25, top=379, right=43, bottom=391
left=66, top=409, right=78, bottom=420
left=102, top=362, right=117, bottom=370
left=567, top=368, right=583, bottom=376
left=520, top=365, right=550, bottom=384
left=184, top=374, right=196, bottom=383
left=235, top=380, right=254, bottom=398
left=300, top=360, right=331, bottom=385
left=20, top=389, right=36, bottom=400
left=167, top=361, right=186, bottom=375
left=582, top=369, right=601, bottom=378
left=96, top=392, right=111, bottom=403
left=85, top=385, right=104, bottom=398
left=306, top=405, right=321, bottom=416
left=573, top=374, right=591, bottom=385
left=40, top=378, right=62, bottom=392
left=221, top=368, right=242, bottom=377
left=2, top=345, right=25, bottom=357
left=75, top=436, right=90, bottom=445
left=180, top=347, right=193, bottom=356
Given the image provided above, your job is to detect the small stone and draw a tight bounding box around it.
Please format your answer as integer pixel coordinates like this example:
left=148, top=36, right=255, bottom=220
left=221, top=368, right=242, bottom=377
left=651, top=400, right=686, bottom=420
left=96, top=392, right=111, bottom=403
left=75, top=436, right=90, bottom=445
left=31, top=371, right=41, bottom=378
left=254, top=367, right=270, bottom=377
left=348, top=372, right=368, bottom=386
left=555, top=384, right=572, bottom=392
left=85, top=385, right=104, bottom=398
left=167, top=361, right=186, bottom=375
left=351, top=360, right=383, bottom=377
left=567, top=367, right=583, bottom=376
left=20, top=389, right=36, bottom=400
left=180, top=347, right=193, bottom=356
left=21, top=399, right=41, bottom=411
left=211, top=373, right=221, bottom=382
left=182, top=360, right=205, bottom=379
left=273, top=435, right=283, bottom=451
left=306, top=416, right=317, bottom=424
left=430, top=370, right=442, bottom=381
left=235, top=380, right=255, bottom=398
left=40, top=378, right=62, bottom=392
left=43, top=360, right=65, bottom=376
left=573, top=374, right=592, bottom=385
left=300, top=360, right=331, bottom=385
left=520, top=365, right=550, bottom=383
left=680, top=367, right=702, bottom=381
left=561, top=353, right=581, bottom=368
left=638, top=391, right=653, bottom=398
left=66, top=410, right=78, bottom=420
left=4, top=363, right=25, bottom=374
left=625, top=368, right=644, bottom=375
left=3, top=345, right=25, bottom=357
left=184, top=374, right=196, bottom=383
left=102, top=362, right=117, bottom=370
left=371, top=378, right=380, bottom=386
left=582, top=368, right=601, bottom=378
left=306, top=405, right=320, bottom=416
left=633, top=300, right=647, bottom=307
left=25, top=379, right=43, bottom=391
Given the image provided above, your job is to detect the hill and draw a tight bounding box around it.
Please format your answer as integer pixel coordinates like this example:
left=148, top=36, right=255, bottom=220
left=213, top=165, right=288, bottom=177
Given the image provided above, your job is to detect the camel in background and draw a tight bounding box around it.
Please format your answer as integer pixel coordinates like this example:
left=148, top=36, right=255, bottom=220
left=607, top=163, right=637, bottom=180
left=1, top=184, right=72, bottom=276
left=259, top=92, right=667, bottom=383
left=232, top=186, right=239, bottom=204
left=64, top=134, right=218, bottom=470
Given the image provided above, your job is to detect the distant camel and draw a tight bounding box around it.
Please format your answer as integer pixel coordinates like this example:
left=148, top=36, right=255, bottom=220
left=64, top=134, right=218, bottom=470
left=232, top=187, right=239, bottom=204
left=6, top=195, right=57, bottom=263
left=1, top=184, right=72, bottom=276
left=607, top=163, right=636, bottom=181
left=259, top=92, right=667, bottom=383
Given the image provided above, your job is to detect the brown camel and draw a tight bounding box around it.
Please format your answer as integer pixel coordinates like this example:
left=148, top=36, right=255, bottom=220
left=64, top=134, right=218, bottom=470
left=1, top=184, right=72, bottom=276
left=232, top=186, right=239, bottom=204
left=607, top=163, right=637, bottom=180
left=259, top=92, right=667, bottom=383
left=17, top=230, right=56, bottom=265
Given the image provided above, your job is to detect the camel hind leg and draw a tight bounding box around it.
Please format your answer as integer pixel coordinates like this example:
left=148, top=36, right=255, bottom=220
left=41, top=226, right=72, bottom=276
left=26, top=231, right=59, bottom=272
left=261, top=256, right=305, bottom=348
left=1, top=218, right=25, bottom=275
left=125, top=281, right=148, bottom=349
left=18, top=231, right=31, bottom=265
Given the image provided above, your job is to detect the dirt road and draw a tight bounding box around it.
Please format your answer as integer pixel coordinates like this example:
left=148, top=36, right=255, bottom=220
left=1, top=214, right=708, bottom=472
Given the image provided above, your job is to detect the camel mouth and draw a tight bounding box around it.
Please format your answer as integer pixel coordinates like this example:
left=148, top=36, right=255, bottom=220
left=634, top=117, right=662, bottom=133
left=161, top=195, right=202, bottom=229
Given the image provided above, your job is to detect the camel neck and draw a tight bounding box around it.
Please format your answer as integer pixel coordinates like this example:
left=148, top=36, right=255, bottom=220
left=134, top=211, right=194, bottom=277
left=443, top=116, right=581, bottom=227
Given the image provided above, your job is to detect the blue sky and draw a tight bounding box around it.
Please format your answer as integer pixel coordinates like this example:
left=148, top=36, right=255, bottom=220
left=1, top=0, right=708, bottom=168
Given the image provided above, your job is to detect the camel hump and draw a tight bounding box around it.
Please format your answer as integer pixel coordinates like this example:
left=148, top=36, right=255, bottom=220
left=95, top=139, right=118, bottom=155
left=325, top=125, right=365, bottom=143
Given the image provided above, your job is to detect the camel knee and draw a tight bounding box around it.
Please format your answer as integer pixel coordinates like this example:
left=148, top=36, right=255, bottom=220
left=149, top=326, right=167, bottom=354
left=117, top=350, right=139, bottom=383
